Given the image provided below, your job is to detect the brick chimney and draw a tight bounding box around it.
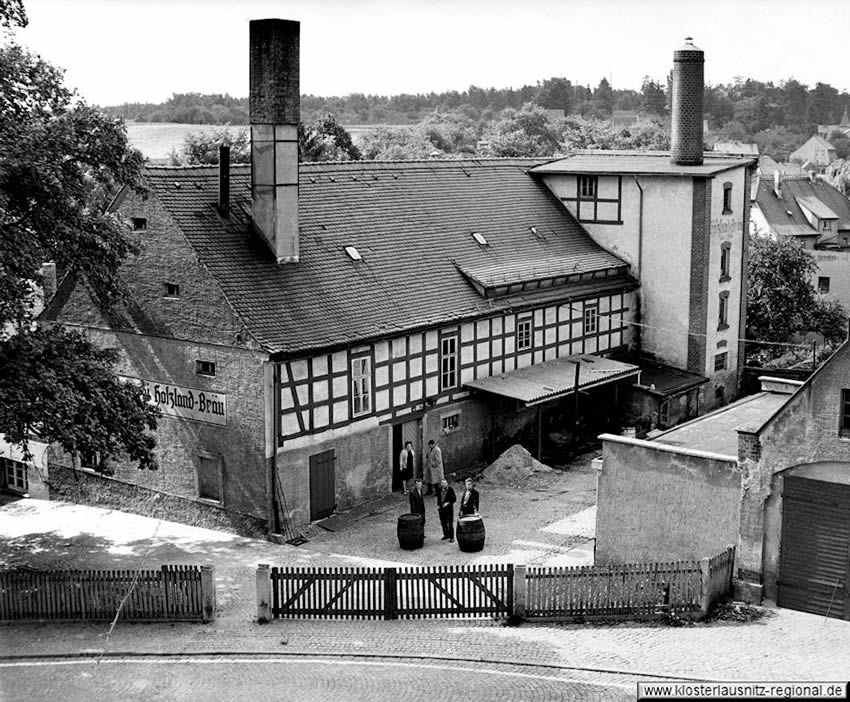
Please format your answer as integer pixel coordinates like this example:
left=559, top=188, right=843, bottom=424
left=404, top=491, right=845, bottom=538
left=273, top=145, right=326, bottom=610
left=249, top=19, right=300, bottom=263
left=670, top=37, right=704, bottom=166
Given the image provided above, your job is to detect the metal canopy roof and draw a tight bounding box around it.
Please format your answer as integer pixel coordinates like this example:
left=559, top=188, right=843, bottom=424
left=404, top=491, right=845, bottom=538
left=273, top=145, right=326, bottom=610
left=465, top=355, right=640, bottom=406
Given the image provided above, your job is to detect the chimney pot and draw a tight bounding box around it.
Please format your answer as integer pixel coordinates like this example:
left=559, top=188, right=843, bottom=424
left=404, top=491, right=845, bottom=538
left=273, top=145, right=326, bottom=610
left=218, top=144, right=230, bottom=217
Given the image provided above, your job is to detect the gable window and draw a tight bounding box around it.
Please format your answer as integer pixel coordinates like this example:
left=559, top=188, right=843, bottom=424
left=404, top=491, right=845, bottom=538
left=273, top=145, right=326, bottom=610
left=351, top=354, right=372, bottom=417
left=439, top=334, right=458, bottom=391
left=722, top=182, right=733, bottom=214
left=842, top=389, right=850, bottom=438
left=163, top=282, right=180, bottom=298
left=720, top=242, right=731, bottom=281
left=714, top=352, right=728, bottom=371
left=579, top=175, right=598, bottom=198
left=131, top=217, right=147, bottom=231
left=583, top=304, right=599, bottom=335
left=818, top=277, right=830, bottom=294
left=196, top=360, right=216, bottom=377
left=718, top=292, right=729, bottom=330
left=516, top=316, right=533, bottom=351
left=823, top=220, right=831, bottom=231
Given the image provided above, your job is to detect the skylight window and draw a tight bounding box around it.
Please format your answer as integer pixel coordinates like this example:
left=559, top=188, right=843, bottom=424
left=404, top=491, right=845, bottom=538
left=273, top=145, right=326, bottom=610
left=471, top=232, right=488, bottom=246
left=344, top=246, right=363, bottom=261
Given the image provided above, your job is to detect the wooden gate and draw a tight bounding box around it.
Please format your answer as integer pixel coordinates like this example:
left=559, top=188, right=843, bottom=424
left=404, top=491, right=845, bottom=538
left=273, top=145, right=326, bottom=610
left=266, top=564, right=512, bottom=620
left=309, top=450, right=336, bottom=521
left=778, top=476, right=850, bottom=620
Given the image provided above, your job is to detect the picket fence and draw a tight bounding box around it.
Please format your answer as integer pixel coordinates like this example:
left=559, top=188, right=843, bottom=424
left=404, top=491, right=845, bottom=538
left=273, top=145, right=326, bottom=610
left=258, top=546, right=736, bottom=622
left=0, top=565, right=215, bottom=622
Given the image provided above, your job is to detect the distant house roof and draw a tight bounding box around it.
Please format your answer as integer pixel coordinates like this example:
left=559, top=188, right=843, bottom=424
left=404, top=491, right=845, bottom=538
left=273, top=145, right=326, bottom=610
left=790, top=135, right=837, bottom=164
left=755, top=177, right=850, bottom=239
left=713, top=141, right=759, bottom=156
left=757, top=155, right=804, bottom=177
left=139, top=159, right=633, bottom=356
left=530, top=150, right=754, bottom=177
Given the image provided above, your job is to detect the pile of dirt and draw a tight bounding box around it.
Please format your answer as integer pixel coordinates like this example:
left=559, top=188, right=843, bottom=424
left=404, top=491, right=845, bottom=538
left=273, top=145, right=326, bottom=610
left=480, top=444, right=552, bottom=485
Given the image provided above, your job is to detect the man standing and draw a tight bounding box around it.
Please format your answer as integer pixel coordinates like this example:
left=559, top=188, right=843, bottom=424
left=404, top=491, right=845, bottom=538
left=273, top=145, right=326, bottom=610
left=398, top=440, right=415, bottom=495
left=424, top=439, right=444, bottom=495
left=409, top=478, right=426, bottom=528
left=459, top=477, right=479, bottom=517
left=436, top=478, right=456, bottom=542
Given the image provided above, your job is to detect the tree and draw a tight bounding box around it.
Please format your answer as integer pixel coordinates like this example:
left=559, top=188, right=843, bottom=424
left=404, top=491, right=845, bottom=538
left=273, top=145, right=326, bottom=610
left=746, top=234, right=818, bottom=343
left=172, top=126, right=250, bottom=165
left=299, top=113, right=361, bottom=162
left=594, top=77, right=614, bottom=116
left=480, top=104, right=560, bottom=157
left=639, top=77, right=666, bottom=116
left=536, top=77, right=573, bottom=113
left=824, top=159, right=850, bottom=196
left=0, top=14, right=159, bottom=468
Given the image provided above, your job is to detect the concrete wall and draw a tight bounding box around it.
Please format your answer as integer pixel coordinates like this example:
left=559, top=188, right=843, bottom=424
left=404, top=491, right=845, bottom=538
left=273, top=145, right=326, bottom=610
left=739, top=341, right=850, bottom=599
left=596, top=435, right=740, bottom=564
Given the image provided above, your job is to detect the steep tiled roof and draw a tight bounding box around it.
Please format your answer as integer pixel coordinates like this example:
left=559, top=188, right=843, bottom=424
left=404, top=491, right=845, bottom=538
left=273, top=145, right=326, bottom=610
left=755, top=177, right=850, bottom=239
left=142, top=159, right=632, bottom=355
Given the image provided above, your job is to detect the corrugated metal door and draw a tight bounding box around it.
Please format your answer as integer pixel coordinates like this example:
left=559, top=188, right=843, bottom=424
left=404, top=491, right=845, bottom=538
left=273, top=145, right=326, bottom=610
left=778, top=476, right=850, bottom=620
left=309, top=450, right=336, bottom=521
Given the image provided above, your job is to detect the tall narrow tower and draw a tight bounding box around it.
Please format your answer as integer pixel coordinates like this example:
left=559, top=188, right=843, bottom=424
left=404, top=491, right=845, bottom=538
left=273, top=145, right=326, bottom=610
left=670, top=37, right=704, bottom=166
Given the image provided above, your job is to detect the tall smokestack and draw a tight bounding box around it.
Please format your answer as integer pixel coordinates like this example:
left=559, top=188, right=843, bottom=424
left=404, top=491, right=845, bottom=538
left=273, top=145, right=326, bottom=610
left=249, top=19, right=300, bottom=263
left=218, top=144, right=230, bottom=217
left=670, top=37, right=704, bottom=166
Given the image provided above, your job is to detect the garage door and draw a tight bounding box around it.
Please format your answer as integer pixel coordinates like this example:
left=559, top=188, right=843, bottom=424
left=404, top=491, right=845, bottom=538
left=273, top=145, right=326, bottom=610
left=778, top=476, right=850, bottom=620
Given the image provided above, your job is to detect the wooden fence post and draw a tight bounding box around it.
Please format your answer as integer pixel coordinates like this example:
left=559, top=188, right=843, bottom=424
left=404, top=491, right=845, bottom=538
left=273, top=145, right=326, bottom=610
left=200, top=565, right=216, bottom=623
left=257, top=564, right=272, bottom=623
left=699, top=557, right=711, bottom=617
left=513, top=565, right=527, bottom=620
left=384, top=568, right=398, bottom=620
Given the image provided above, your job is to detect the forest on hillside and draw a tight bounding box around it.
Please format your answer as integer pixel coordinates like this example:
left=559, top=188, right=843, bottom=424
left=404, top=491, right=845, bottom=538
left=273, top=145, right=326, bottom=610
left=105, top=75, right=850, bottom=153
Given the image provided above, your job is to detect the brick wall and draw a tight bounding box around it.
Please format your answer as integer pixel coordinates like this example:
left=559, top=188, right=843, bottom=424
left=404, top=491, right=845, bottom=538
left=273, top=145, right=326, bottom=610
left=687, top=178, right=710, bottom=374
left=48, top=462, right=267, bottom=538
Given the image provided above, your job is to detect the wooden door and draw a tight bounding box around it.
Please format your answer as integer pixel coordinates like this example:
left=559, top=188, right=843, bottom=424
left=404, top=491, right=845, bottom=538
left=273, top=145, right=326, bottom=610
left=778, top=476, right=850, bottom=620
left=309, top=450, right=336, bottom=521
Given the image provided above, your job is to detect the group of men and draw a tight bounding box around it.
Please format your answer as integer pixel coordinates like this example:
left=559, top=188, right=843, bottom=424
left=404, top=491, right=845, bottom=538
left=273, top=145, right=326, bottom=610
left=401, top=439, right=480, bottom=542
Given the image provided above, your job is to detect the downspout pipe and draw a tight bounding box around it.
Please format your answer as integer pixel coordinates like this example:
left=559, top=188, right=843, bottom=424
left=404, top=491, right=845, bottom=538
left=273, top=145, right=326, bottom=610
left=634, top=175, right=644, bottom=353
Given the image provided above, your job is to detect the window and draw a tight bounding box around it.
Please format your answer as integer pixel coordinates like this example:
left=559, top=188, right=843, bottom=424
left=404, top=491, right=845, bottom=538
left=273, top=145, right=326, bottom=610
left=841, top=389, right=850, bottom=438
left=720, top=243, right=731, bottom=281
left=344, top=246, right=362, bottom=261
left=579, top=175, right=598, bottom=198
left=471, top=232, right=488, bottom=246
left=722, top=182, right=733, bottom=214
left=197, top=453, right=222, bottom=502
left=583, top=304, right=598, bottom=335
left=351, top=355, right=372, bottom=416
left=2, top=457, right=28, bottom=492
left=440, top=334, right=458, bottom=391
left=718, top=292, right=729, bottom=330
left=516, top=316, right=533, bottom=351
left=714, top=352, right=728, bottom=371
left=823, top=220, right=831, bottom=231
left=442, top=413, right=460, bottom=433
left=196, top=360, right=216, bottom=377
left=818, top=277, right=831, bottom=294
left=163, top=282, right=180, bottom=298
left=131, top=217, right=147, bottom=231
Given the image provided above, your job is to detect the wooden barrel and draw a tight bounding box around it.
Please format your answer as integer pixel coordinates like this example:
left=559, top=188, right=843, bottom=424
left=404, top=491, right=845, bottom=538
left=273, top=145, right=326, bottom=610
left=397, top=513, right=424, bottom=550
left=456, top=515, right=485, bottom=552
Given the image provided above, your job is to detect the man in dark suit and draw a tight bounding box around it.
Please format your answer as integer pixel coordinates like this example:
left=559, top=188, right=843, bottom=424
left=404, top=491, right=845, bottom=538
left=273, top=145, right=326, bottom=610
left=436, top=478, right=456, bottom=542
left=458, top=477, right=479, bottom=517
left=409, top=478, right=426, bottom=529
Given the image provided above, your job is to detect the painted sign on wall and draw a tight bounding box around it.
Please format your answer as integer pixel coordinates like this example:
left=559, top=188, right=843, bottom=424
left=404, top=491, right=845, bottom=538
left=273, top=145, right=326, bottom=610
left=122, top=377, right=227, bottom=426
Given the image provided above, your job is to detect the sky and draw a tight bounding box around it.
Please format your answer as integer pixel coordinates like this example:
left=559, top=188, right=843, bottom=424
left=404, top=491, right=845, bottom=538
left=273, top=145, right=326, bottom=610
left=13, top=0, right=850, bottom=107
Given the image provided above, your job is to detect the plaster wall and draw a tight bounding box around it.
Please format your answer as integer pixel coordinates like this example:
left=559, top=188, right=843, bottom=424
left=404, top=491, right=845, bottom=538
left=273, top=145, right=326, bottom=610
left=812, top=251, right=850, bottom=310
left=596, top=436, right=740, bottom=564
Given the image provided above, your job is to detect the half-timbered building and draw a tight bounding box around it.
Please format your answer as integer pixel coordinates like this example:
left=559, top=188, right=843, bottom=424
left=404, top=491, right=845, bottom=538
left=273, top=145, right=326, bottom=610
left=43, top=22, right=755, bottom=535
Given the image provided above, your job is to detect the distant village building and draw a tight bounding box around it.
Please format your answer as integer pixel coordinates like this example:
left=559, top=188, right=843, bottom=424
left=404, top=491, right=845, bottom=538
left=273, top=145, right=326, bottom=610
left=41, top=28, right=754, bottom=536
left=816, top=104, right=850, bottom=139
left=712, top=141, right=759, bottom=157
left=789, top=135, right=837, bottom=172
left=751, top=172, right=850, bottom=309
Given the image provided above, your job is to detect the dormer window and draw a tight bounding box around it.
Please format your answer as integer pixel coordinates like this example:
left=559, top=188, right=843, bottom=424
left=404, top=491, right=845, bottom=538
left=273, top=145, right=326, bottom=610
left=579, top=175, right=598, bottom=198
left=131, top=217, right=147, bottom=231
left=163, top=282, right=180, bottom=298
left=196, top=360, right=216, bottom=377
left=471, top=232, right=488, bottom=246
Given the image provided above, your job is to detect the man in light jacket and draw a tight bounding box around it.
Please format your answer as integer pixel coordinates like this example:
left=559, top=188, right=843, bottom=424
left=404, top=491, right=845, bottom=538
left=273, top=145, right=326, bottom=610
left=424, top=439, right=444, bottom=495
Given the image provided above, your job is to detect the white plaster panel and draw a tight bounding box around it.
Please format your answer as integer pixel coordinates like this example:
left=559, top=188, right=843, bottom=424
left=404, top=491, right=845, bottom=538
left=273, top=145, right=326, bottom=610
left=460, top=367, right=474, bottom=384
left=476, top=341, right=489, bottom=361
left=334, top=400, right=349, bottom=421
left=392, top=337, right=405, bottom=356
left=313, top=405, right=329, bottom=429
left=393, top=361, right=406, bottom=381
left=290, top=359, right=308, bottom=381
left=393, top=385, right=407, bottom=407
left=375, top=390, right=389, bottom=412
left=333, top=375, right=348, bottom=399
left=425, top=331, right=438, bottom=350
left=409, top=333, right=422, bottom=355
left=476, top=320, right=489, bottom=337
left=376, top=365, right=389, bottom=387
left=425, top=353, right=438, bottom=373
left=492, top=317, right=503, bottom=335
left=332, top=351, right=347, bottom=373
left=374, top=341, right=389, bottom=363
left=425, top=376, right=438, bottom=396
left=312, top=355, right=328, bottom=377
left=313, top=379, right=329, bottom=403
left=461, top=323, right=474, bottom=342
left=461, top=345, right=474, bottom=365
left=409, top=357, right=422, bottom=378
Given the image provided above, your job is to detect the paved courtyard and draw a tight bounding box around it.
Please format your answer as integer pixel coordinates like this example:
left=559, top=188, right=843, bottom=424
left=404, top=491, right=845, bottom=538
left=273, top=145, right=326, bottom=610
left=1, top=454, right=849, bottom=688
